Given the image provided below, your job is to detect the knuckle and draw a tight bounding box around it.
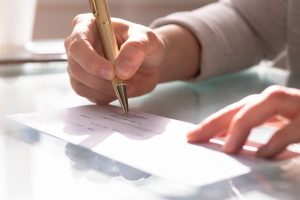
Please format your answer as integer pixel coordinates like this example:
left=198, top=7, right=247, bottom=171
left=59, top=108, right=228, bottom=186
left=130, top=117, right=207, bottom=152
left=68, top=64, right=81, bottom=78
left=64, top=36, right=71, bottom=51
left=72, top=14, right=86, bottom=27
left=232, top=113, right=246, bottom=128
left=126, top=40, right=146, bottom=52
left=68, top=35, right=83, bottom=56
left=240, top=94, right=259, bottom=103
left=264, top=85, right=287, bottom=101
left=146, top=29, right=159, bottom=43
left=72, top=15, right=81, bottom=26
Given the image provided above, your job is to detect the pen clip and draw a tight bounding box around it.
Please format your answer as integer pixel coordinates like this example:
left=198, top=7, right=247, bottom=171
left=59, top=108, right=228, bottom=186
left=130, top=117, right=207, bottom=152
left=89, top=0, right=98, bottom=16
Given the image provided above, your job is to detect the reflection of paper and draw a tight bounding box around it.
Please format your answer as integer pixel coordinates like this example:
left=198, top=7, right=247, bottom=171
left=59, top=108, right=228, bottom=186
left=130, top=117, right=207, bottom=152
left=11, top=105, right=265, bottom=186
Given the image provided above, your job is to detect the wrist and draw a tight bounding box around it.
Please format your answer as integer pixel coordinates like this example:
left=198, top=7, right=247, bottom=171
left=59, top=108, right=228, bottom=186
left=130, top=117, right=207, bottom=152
left=154, top=24, right=201, bottom=82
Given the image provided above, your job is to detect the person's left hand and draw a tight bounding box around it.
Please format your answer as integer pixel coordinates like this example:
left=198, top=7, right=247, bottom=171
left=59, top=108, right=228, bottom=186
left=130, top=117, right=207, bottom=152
left=187, top=85, right=300, bottom=159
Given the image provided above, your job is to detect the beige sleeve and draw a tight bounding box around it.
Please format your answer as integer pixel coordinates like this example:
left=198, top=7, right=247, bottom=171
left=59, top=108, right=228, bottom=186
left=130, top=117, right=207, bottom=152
left=150, top=0, right=287, bottom=81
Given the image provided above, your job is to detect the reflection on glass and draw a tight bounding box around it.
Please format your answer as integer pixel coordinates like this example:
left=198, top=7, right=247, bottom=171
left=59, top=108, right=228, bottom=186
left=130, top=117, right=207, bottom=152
left=65, top=143, right=151, bottom=182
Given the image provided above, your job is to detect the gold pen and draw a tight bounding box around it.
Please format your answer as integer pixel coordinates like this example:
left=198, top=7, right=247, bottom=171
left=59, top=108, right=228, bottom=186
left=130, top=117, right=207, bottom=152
left=89, top=0, right=129, bottom=113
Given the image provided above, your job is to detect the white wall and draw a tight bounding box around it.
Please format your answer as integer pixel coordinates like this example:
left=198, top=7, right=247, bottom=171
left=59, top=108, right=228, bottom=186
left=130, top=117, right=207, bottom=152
left=33, top=0, right=216, bottom=39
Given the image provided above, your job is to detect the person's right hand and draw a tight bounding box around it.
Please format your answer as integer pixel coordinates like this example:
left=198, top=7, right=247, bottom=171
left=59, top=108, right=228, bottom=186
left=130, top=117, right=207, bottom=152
left=64, top=14, right=166, bottom=104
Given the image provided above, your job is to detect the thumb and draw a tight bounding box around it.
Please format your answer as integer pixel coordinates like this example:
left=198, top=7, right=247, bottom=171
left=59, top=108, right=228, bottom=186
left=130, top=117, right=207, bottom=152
left=115, top=37, right=148, bottom=80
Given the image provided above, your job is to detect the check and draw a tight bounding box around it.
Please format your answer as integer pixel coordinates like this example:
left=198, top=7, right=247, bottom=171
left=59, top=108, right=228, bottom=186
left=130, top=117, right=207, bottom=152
left=10, top=105, right=271, bottom=186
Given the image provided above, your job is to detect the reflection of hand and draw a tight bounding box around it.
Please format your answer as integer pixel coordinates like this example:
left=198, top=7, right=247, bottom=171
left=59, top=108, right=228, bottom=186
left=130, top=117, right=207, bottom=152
left=281, top=157, right=300, bottom=183
left=65, top=143, right=150, bottom=181
left=65, top=143, right=119, bottom=177
left=64, top=14, right=165, bottom=104
left=187, top=86, right=300, bottom=159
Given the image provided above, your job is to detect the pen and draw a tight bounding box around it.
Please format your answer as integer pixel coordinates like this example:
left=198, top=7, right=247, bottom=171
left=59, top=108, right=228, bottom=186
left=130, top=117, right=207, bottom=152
left=89, top=0, right=129, bottom=114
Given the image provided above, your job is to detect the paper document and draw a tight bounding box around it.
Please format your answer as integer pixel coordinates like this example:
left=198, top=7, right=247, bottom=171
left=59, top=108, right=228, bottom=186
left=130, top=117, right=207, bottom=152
left=11, top=105, right=272, bottom=186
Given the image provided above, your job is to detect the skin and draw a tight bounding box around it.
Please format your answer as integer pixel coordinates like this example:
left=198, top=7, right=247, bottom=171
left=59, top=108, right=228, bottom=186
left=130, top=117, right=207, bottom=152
left=187, top=85, right=300, bottom=159
left=64, top=14, right=200, bottom=104
left=65, top=14, right=300, bottom=159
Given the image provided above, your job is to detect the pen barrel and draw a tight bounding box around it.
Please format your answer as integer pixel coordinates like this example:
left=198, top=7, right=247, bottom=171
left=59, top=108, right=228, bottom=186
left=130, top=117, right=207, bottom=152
left=89, top=0, right=129, bottom=113
left=97, top=22, right=119, bottom=64
left=90, top=0, right=119, bottom=64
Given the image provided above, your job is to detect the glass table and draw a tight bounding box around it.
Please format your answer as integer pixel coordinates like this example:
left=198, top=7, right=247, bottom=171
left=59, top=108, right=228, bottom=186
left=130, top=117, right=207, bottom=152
left=0, top=61, right=300, bottom=200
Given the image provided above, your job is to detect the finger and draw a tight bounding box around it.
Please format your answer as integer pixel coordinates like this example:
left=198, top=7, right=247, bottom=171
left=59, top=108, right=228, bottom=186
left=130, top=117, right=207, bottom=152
left=67, top=57, right=115, bottom=97
left=187, top=95, right=257, bottom=142
left=114, top=23, right=160, bottom=80
left=68, top=35, right=114, bottom=80
left=115, top=39, right=147, bottom=80
left=65, top=14, right=114, bottom=80
left=256, top=114, right=300, bottom=158
left=281, top=159, right=300, bottom=180
left=65, top=14, right=98, bottom=54
left=124, top=67, right=159, bottom=97
left=72, top=14, right=102, bottom=50
left=71, top=13, right=94, bottom=27
left=264, top=115, right=290, bottom=129
left=224, top=86, right=300, bottom=153
left=69, top=77, right=115, bottom=104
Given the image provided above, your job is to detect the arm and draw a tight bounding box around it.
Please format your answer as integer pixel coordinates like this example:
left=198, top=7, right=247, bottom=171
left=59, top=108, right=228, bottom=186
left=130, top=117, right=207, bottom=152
left=152, top=0, right=287, bottom=81
left=154, top=24, right=201, bottom=82
left=65, top=1, right=287, bottom=103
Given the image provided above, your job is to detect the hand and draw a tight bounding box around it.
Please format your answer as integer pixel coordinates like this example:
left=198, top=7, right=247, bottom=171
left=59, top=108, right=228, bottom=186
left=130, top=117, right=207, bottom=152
left=187, top=85, right=300, bottom=158
left=64, top=14, right=165, bottom=104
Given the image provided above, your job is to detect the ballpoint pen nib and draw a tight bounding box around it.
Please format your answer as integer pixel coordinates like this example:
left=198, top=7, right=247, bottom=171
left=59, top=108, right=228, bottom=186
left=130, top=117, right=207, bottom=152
left=114, top=83, right=129, bottom=114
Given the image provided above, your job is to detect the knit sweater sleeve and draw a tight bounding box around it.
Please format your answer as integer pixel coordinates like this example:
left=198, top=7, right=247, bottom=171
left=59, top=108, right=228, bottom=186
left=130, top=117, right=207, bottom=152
left=150, top=0, right=287, bottom=81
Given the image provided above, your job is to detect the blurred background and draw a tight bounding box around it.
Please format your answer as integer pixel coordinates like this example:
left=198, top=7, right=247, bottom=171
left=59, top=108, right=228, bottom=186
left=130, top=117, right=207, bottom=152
left=34, top=0, right=216, bottom=39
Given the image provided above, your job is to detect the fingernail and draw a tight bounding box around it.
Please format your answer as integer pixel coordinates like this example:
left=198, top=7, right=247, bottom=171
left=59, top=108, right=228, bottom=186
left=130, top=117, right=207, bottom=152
left=222, top=144, right=232, bottom=153
left=100, top=68, right=114, bottom=80
left=187, top=127, right=204, bottom=142
left=116, top=61, right=132, bottom=78
left=223, top=138, right=236, bottom=154
left=257, top=145, right=271, bottom=158
left=187, top=132, right=198, bottom=142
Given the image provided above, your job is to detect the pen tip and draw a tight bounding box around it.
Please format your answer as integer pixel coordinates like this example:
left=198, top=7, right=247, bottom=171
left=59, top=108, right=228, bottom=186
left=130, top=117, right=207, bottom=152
left=114, top=83, right=129, bottom=114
